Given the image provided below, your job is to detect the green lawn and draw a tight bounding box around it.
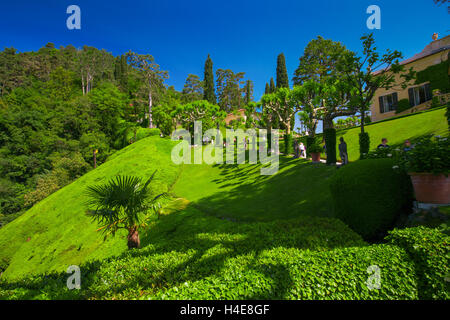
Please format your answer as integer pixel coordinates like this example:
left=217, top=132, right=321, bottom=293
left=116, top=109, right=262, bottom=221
left=334, top=108, right=448, bottom=161
left=173, top=158, right=336, bottom=222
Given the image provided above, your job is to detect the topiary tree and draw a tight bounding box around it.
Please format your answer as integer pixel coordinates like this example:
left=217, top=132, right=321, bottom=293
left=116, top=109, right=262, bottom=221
left=323, top=128, right=337, bottom=164
left=359, top=132, right=370, bottom=159
left=85, top=172, right=166, bottom=249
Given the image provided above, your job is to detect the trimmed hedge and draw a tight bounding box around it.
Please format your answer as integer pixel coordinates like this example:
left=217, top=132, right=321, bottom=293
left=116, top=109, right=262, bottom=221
left=330, top=159, right=413, bottom=240
left=359, top=132, right=370, bottom=159
left=387, top=227, right=450, bottom=299
left=284, top=134, right=293, bottom=155
left=324, top=128, right=337, bottom=164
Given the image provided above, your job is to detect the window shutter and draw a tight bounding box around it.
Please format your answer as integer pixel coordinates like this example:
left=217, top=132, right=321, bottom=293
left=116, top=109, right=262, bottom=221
left=392, top=92, right=398, bottom=111
left=424, top=83, right=432, bottom=101
left=408, top=88, right=415, bottom=107
left=379, top=96, right=384, bottom=113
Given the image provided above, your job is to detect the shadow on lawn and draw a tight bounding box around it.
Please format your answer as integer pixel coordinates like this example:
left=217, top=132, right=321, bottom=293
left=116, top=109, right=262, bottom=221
left=192, top=156, right=337, bottom=222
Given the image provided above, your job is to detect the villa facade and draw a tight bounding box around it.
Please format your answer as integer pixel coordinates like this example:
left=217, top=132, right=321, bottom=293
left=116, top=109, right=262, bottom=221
left=370, top=34, right=450, bottom=122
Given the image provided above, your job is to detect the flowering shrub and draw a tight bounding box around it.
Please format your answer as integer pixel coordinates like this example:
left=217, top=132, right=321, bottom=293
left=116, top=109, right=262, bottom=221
left=366, top=136, right=450, bottom=175
left=398, top=136, right=450, bottom=175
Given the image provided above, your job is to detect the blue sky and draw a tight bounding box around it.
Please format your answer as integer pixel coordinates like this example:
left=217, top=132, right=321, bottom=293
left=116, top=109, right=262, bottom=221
left=0, top=0, right=448, bottom=132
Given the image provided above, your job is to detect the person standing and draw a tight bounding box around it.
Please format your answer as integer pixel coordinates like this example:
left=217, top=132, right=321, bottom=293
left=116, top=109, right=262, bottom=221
left=293, top=140, right=299, bottom=158
left=299, top=142, right=306, bottom=158
left=339, top=137, right=348, bottom=165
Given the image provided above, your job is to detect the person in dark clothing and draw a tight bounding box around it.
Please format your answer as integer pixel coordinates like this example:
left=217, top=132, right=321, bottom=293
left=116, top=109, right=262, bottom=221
left=338, top=137, right=348, bottom=165
left=377, top=138, right=390, bottom=149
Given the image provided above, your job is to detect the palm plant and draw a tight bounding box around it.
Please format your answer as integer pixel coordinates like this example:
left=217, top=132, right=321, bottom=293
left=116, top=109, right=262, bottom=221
left=85, top=171, right=166, bottom=249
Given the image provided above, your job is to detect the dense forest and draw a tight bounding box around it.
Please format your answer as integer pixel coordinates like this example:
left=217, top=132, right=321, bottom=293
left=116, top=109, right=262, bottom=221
left=0, top=43, right=259, bottom=226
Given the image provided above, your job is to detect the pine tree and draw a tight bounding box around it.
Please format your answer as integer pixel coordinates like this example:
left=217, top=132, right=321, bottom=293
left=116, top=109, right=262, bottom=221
left=243, top=80, right=253, bottom=105
left=276, top=53, right=289, bottom=89
left=264, top=83, right=270, bottom=94
left=269, top=77, right=275, bottom=93
left=203, top=54, right=216, bottom=104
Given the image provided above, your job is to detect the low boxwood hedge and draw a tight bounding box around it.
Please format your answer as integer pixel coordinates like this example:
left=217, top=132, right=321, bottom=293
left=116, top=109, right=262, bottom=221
left=329, top=158, right=413, bottom=240
left=386, top=227, right=450, bottom=299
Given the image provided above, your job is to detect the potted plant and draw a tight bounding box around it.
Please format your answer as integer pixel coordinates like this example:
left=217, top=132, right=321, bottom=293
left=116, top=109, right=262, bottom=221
left=308, top=142, right=323, bottom=163
left=398, top=136, right=450, bottom=204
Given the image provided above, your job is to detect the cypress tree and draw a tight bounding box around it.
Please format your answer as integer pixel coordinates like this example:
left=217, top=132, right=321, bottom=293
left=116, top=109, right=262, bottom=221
left=276, top=53, right=289, bottom=89
left=203, top=54, right=216, bottom=104
left=265, top=83, right=270, bottom=94
left=269, top=77, right=275, bottom=93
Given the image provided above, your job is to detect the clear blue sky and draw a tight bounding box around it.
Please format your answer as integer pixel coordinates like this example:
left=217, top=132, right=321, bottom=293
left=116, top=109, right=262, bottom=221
left=0, top=0, right=448, bottom=132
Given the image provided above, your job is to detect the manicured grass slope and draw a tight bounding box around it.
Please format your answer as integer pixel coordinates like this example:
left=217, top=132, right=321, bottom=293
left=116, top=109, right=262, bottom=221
left=173, top=158, right=336, bottom=221
left=331, top=108, right=448, bottom=161
left=0, top=136, right=181, bottom=280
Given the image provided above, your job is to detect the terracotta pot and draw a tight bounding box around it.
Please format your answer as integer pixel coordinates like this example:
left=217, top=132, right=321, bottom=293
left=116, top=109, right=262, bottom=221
left=311, top=152, right=321, bottom=162
left=409, top=173, right=450, bottom=204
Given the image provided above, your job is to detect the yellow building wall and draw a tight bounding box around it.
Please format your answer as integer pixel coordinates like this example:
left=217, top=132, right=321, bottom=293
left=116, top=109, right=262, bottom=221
left=370, top=48, right=450, bottom=122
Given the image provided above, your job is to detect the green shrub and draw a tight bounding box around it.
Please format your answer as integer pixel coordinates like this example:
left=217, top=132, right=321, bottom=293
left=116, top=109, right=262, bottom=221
left=324, top=128, right=337, bottom=164
left=395, top=99, right=411, bottom=114
left=397, top=135, right=450, bottom=175
left=386, top=227, right=450, bottom=299
left=284, top=134, right=293, bottom=155
left=330, top=159, right=413, bottom=240
left=359, top=132, right=370, bottom=159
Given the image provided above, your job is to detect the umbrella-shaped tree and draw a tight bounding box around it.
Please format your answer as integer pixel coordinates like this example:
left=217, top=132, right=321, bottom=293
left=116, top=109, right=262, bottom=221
left=85, top=171, right=166, bottom=249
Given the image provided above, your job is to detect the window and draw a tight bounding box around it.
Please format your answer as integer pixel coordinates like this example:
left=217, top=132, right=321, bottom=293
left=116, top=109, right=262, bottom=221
left=378, top=92, right=398, bottom=113
left=408, top=83, right=432, bottom=107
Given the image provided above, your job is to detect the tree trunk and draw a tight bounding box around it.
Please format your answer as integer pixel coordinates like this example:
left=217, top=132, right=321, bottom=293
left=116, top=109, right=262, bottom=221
left=360, top=112, right=365, bottom=134
left=127, top=227, right=140, bottom=249
left=82, top=75, right=85, bottom=95
left=285, top=119, right=291, bottom=135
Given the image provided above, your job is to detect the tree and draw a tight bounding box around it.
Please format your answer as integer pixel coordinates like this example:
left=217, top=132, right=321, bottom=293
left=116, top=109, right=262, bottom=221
left=434, top=0, right=449, bottom=13
left=337, top=33, right=415, bottom=158
left=276, top=53, right=289, bottom=89
left=216, top=69, right=245, bottom=112
left=86, top=173, right=166, bottom=249
left=293, top=36, right=348, bottom=86
left=203, top=54, right=216, bottom=104
left=127, top=51, right=168, bottom=128
left=264, top=83, right=270, bottom=94
left=172, top=100, right=225, bottom=136
left=269, top=77, right=276, bottom=93
left=291, top=80, right=327, bottom=138
left=114, top=54, right=128, bottom=90
left=243, top=80, right=254, bottom=105
left=182, top=74, right=203, bottom=103
left=293, top=36, right=356, bottom=130
left=261, top=87, right=302, bottom=154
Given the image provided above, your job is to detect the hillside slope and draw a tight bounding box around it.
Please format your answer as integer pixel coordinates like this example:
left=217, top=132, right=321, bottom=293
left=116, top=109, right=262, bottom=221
left=0, top=136, right=181, bottom=280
